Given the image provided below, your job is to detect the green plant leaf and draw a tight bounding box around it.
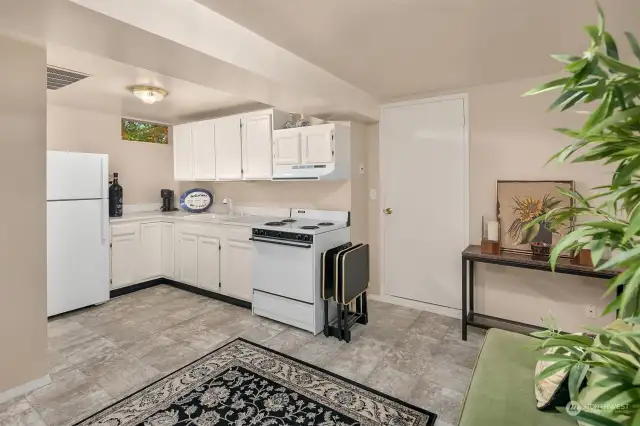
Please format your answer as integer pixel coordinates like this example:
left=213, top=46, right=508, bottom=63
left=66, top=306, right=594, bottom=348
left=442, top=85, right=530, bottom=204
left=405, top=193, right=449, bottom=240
left=604, top=32, right=619, bottom=61
left=585, top=25, right=602, bottom=45
left=550, top=228, right=598, bottom=271
left=523, top=77, right=571, bottom=96
left=574, top=410, right=630, bottom=426
left=552, top=54, right=582, bottom=64
left=596, top=52, right=640, bottom=76
left=536, top=360, right=572, bottom=381
left=569, top=364, right=589, bottom=401
left=520, top=222, right=540, bottom=244
left=598, top=246, right=640, bottom=271
left=626, top=32, right=640, bottom=63
left=587, top=106, right=640, bottom=136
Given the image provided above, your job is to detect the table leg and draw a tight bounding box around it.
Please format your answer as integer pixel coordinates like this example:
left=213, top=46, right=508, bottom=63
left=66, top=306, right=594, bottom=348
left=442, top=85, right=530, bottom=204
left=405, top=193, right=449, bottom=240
left=469, top=260, right=474, bottom=321
left=462, top=257, right=468, bottom=341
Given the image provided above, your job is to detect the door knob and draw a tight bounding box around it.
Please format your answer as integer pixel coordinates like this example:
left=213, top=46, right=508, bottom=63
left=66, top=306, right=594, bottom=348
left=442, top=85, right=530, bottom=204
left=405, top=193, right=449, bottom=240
left=384, top=208, right=393, bottom=215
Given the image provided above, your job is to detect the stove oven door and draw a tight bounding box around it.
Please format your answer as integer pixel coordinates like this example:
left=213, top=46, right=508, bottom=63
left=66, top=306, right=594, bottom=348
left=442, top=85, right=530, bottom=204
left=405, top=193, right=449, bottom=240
left=251, top=237, right=315, bottom=303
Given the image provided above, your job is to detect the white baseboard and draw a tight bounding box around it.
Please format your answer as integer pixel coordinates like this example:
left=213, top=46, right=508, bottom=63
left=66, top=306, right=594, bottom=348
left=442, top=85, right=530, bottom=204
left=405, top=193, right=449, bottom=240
left=0, top=375, right=50, bottom=404
left=123, top=203, right=162, bottom=214
left=369, top=294, right=461, bottom=319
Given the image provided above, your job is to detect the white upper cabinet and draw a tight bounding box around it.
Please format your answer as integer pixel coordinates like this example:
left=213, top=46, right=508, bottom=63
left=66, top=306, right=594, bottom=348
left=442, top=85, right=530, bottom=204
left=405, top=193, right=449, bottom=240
left=302, top=125, right=333, bottom=164
left=173, top=124, right=193, bottom=181
left=241, top=114, right=273, bottom=180
left=214, top=116, right=243, bottom=180
left=192, top=120, right=216, bottom=180
left=273, top=131, right=302, bottom=165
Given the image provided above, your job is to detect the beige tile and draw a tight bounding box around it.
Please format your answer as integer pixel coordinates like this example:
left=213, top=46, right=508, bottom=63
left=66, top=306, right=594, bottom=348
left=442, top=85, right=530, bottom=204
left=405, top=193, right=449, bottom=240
left=381, top=346, right=432, bottom=376
left=0, top=397, right=32, bottom=422
left=326, top=338, right=392, bottom=382
left=421, top=361, right=472, bottom=394
left=76, top=350, right=161, bottom=398
left=56, top=334, right=118, bottom=367
left=409, top=379, right=464, bottom=425
left=262, top=328, right=313, bottom=354
left=26, top=369, right=113, bottom=426
left=238, top=321, right=286, bottom=344
left=89, top=318, right=153, bottom=350
left=0, top=408, right=46, bottom=426
left=364, top=363, right=420, bottom=402
left=162, top=320, right=231, bottom=354
left=291, top=337, right=345, bottom=367
left=126, top=335, right=200, bottom=374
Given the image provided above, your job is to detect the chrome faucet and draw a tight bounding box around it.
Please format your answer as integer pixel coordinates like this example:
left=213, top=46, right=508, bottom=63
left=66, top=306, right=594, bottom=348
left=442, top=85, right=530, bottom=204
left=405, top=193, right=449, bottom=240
left=222, top=197, right=234, bottom=215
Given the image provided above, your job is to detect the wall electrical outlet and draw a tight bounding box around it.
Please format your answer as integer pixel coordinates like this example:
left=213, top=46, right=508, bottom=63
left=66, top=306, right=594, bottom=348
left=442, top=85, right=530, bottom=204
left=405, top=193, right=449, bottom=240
left=586, top=304, right=597, bottom=319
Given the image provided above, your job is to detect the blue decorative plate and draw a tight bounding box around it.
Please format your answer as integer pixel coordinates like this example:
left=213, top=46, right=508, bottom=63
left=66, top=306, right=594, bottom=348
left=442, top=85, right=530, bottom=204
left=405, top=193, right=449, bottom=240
left=180, top=188, right=213, bottom=213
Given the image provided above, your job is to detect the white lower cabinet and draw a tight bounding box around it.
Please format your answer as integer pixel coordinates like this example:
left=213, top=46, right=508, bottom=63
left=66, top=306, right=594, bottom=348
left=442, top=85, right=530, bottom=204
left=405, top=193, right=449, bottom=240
left=197, top=236, right=220, bottom=292
left=110, top=221, right=253, bottom=302
left=177, top=233, right=199, bottom=286
left=110, top=224, right=139, bottom=289
left=139, top=222, right=162, bottom=280
left=161, top=223, right=175, bottom=278
left=221, top=226, right=253, bottom=302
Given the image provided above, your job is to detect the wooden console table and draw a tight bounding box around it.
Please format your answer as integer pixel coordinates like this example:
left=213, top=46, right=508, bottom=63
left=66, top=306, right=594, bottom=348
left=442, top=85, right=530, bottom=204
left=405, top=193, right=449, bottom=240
left=461, top=245, right=620, bottom=341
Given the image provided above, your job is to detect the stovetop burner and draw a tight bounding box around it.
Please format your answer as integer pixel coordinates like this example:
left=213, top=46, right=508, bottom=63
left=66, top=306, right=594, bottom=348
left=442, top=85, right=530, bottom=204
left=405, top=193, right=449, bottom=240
left=318, top=222, right=334, bottom=226
left=300, top=225, right=320, bottom=230
left=282, top=219, right=297, bottom=223
left=264, top=221, right=286, bottom=226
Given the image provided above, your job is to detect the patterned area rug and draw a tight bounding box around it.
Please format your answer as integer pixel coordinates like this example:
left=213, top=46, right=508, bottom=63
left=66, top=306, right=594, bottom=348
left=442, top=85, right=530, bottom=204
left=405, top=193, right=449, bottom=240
left=74, top=338, right=437, bottom=426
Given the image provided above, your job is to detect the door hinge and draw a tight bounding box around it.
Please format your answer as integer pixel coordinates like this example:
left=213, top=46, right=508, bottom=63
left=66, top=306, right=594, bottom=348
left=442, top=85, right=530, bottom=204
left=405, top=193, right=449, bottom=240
left=219, top=282, right=221, bottom=288
left=110, top=279, right=112, bottom=284
left=110, top=243, right=112, bottom=248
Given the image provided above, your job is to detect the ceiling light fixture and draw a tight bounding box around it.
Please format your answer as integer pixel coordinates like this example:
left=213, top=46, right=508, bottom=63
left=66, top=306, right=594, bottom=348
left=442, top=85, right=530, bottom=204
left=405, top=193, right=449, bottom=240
left=129, top=85, right=168, bottom=105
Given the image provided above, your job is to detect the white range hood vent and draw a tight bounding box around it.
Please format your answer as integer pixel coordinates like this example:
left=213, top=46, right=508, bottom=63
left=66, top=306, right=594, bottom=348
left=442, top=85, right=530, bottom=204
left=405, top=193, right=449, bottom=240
left=47, top=66, right=90, bottom=90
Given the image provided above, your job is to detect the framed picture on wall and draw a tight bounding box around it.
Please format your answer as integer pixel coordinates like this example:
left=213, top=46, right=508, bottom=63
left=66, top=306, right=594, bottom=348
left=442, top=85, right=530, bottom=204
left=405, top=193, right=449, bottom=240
left=496, top=180, right=575, bottom=255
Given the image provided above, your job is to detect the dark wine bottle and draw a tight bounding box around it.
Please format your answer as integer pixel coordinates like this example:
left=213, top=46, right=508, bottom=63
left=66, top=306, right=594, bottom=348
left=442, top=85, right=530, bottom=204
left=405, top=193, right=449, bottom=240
left=109, top=172, right=123, bottom=217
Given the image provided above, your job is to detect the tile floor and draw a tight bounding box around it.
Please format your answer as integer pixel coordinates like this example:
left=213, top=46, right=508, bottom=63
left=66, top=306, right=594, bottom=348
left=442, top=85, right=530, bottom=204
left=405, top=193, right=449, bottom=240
left=0, top=284, right=485, bottom=426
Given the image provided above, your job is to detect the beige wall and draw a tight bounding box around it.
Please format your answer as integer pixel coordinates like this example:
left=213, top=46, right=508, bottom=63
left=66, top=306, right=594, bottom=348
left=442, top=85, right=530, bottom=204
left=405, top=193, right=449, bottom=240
left=0, top=36, right=48, bottom=393
left=370, top=75, right=615, bottom=331
left=47, top=105, right=177, bottom=205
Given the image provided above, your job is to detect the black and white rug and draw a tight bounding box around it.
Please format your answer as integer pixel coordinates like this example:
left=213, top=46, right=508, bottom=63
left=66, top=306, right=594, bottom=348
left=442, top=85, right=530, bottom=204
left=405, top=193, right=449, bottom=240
left=74, top=338, right=437, bottom=426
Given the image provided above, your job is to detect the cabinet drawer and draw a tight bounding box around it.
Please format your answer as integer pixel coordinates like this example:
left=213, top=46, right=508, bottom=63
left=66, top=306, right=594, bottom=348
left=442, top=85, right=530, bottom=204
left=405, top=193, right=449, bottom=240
left=111, top=223, right=138, bottom=237
left=252, top=290, right=314, bottom=333
left=178, top=223, right=221, bottom=238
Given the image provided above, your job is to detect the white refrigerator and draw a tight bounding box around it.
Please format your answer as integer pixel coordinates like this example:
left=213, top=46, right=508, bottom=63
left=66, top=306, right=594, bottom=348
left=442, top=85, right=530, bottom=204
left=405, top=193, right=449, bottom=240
left=47, top=151, right=110, bottom=316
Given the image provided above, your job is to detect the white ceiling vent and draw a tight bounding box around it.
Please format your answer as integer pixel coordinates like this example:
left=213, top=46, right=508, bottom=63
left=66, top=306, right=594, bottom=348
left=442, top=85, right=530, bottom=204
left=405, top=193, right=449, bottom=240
left=47, top=66, right=90, bottom=90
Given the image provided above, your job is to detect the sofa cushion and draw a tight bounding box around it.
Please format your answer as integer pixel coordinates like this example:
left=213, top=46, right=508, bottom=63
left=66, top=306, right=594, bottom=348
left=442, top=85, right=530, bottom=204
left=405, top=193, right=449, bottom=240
left=458, top=328, right=576, bottom=426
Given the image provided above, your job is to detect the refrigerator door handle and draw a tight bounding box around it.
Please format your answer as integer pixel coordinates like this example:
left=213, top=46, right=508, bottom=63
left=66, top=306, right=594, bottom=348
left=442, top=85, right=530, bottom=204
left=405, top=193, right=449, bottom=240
left=101, top=199, right=109, bottom=244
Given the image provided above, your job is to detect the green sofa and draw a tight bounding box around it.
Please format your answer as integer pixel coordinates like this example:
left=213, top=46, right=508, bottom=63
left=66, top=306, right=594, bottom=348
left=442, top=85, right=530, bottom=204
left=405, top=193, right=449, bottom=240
left=458, top=328, right=576, bottom=426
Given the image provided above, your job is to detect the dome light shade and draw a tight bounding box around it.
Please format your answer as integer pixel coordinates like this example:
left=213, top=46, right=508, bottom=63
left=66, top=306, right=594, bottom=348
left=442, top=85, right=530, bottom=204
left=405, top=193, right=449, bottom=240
left=129, top=85, right=168, bottom=104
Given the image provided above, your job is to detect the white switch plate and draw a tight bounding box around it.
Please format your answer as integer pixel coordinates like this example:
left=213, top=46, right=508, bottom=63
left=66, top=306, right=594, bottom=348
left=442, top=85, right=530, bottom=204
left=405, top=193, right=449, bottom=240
left=586, top=304, right=597, bottom=319
left=359, top=163, right=365, bottom=175
left=369, top=189, right=377, bottom=200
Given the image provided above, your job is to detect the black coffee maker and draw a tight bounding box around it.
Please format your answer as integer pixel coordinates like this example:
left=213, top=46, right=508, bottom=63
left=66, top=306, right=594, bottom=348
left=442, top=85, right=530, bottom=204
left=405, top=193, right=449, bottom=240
left=160, top=189, right=177, bottom=212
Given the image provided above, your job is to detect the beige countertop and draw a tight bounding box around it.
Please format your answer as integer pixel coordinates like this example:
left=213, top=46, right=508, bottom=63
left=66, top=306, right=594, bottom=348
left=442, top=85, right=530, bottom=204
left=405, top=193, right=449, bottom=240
left=109, top=211, right=275, bottom=227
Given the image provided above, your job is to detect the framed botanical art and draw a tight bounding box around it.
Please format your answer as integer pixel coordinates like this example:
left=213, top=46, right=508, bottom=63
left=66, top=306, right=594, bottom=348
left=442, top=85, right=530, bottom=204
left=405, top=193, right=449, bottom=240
left=496, top=180, right=575, bottom=255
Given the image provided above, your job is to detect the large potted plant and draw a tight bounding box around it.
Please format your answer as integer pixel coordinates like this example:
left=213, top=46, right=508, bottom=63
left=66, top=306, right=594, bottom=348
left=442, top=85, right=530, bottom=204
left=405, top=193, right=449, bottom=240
left=524, top=5, right=640, bottom=425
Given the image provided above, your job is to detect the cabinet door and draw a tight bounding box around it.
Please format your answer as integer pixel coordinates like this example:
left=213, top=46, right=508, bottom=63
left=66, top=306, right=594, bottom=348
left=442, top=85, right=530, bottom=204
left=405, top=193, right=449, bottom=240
left=197, top=236, right=220, bottom=292
left=274, top=132, right=301, bottom=165
left=214, top=116, right=242, bottom=180
left=241, top=114, right=272, bottom=180
left=223, top=239, right=253, bottom=301
left=173, top=124, right=193, bottom=181
left=177, top=233, right=198, bottom=286
left=139, top=222, right=162, bottom=279
left=111, top=225, right=139, bottom=288
left=302, top=126, right=333, bottom=164
left=192, top=120, right=216, bottom=180
left=161, top=222, right=175, bottom=278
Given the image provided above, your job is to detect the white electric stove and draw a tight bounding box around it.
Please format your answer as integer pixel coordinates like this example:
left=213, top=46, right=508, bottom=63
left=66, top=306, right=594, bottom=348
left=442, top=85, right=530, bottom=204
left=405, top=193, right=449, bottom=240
left=251, top=208, right=350, bottom=334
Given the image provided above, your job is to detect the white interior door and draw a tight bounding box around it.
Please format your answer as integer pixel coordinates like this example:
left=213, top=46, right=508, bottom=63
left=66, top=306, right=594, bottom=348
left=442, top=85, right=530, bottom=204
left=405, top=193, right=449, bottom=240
left=48, top=199, right=109, bottom=316
left=381, top=97, right=467, bottom=309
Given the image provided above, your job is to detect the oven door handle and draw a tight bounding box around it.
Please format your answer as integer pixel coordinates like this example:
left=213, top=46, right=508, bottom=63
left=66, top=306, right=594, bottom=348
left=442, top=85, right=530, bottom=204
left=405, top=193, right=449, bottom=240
left=249, top=237, right=312, bottom=249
